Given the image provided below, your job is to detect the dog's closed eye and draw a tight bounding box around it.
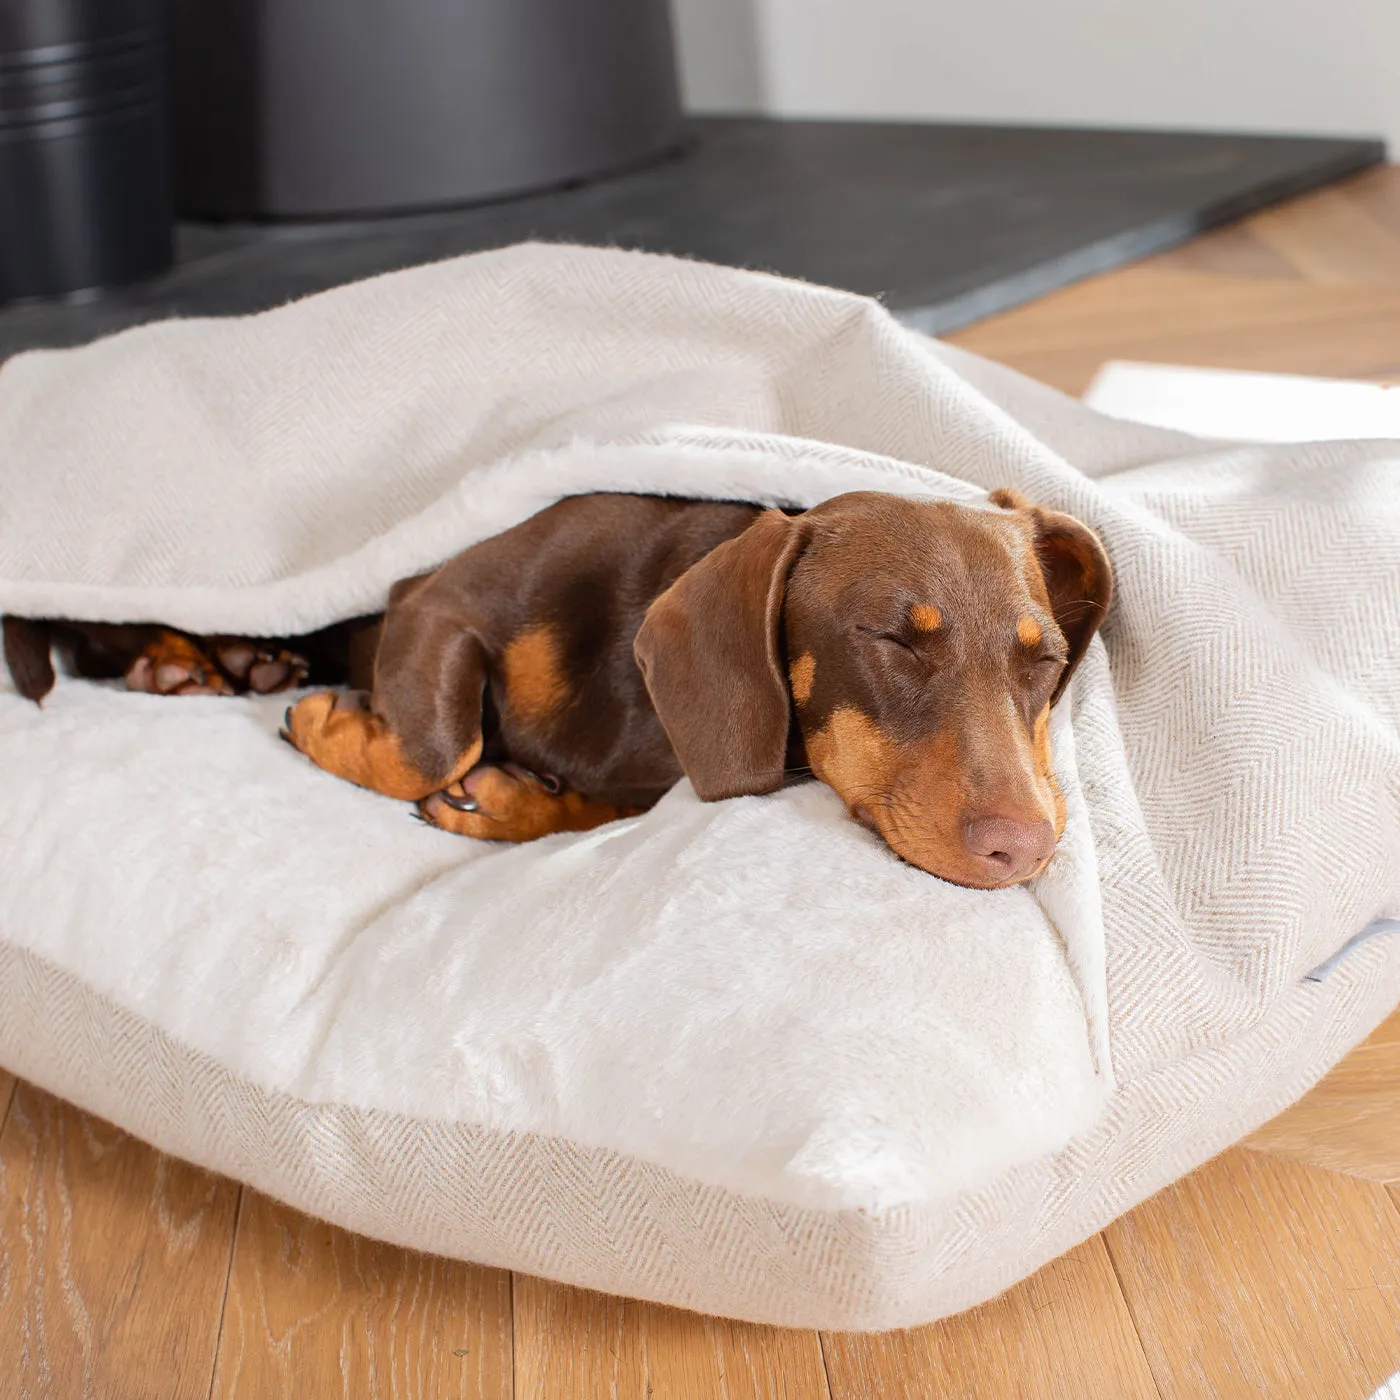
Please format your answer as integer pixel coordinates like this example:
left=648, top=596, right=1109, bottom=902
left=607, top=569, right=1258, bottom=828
left=862, top=626, right=918, bottom=655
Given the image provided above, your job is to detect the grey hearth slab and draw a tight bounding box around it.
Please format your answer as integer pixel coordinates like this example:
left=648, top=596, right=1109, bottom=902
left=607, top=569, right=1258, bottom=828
left=0, top=117, right=1384, bottom=359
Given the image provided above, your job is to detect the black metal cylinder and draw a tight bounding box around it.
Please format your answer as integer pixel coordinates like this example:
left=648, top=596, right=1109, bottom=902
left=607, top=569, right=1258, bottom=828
left=0, top=0, right=173, bottom=303
left=173, top=0, right=684, bottom=219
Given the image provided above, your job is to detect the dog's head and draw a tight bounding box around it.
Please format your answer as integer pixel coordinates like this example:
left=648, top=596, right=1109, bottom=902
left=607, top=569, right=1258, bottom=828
left=634, top=489, right=1112, bottom=888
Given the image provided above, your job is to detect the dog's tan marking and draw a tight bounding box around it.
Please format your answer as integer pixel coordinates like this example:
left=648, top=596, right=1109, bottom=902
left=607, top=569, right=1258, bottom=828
left=807, top=702, right=1063, bottom=886
left=502, top=624, right=570, bottom=722
left=789, top=653, right=817, bottom=705
left=1017, top=615, right=1043, bottom=647
left=420, top=767, right=641, bottom=842
left=909, top=603, right=942, bottom=631
left=1033, top=706, right=1067, bottom=839
left=805, top=705, right=897, bottom=806
left=882, top=729, right=972, bottom=875
left=285, top=691, right=481, bottom=801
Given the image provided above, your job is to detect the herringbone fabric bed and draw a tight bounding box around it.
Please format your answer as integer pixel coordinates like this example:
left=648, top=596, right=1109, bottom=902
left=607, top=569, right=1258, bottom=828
left=0, top=245, right=1397, bottom=1326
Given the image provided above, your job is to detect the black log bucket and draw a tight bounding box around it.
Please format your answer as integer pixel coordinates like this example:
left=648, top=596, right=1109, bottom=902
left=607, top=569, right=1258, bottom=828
left=0, top=0, right=173, bottom=303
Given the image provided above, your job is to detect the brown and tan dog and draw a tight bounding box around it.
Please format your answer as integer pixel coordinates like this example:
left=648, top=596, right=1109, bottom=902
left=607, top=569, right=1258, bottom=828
left=3, top=489, right=1111, bottom=888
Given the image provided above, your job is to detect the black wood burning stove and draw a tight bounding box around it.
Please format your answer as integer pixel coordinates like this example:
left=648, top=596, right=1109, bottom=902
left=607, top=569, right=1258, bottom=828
left=171, top=0, right=684, bottom=218
left=0, top=0, right=173, bottom=301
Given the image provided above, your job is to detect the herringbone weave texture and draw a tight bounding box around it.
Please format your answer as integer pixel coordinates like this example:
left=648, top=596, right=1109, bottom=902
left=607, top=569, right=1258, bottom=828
left=1, top=244, right=1398, bottom=1327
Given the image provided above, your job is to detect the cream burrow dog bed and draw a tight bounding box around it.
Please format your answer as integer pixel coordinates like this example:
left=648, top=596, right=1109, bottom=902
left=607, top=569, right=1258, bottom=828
left=1, top=244, right=1397, bottom=1330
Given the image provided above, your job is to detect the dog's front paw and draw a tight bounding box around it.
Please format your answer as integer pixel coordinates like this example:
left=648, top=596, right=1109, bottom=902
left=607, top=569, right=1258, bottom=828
left=280, top=688, right=369, bottom=754
left=418, top=763, right=636, bottom=842
left=417, top=764, right=544, bottom=841
left=281, top=689, right=440, bottom=800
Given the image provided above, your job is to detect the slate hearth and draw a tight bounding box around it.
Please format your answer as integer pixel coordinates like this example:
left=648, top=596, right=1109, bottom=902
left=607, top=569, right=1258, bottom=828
left=0, top=117, right=1383, bottom=358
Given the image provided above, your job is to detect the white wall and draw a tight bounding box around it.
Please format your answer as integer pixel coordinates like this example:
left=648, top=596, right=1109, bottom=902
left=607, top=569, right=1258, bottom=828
left=670, top=0, right=1399, bottom=152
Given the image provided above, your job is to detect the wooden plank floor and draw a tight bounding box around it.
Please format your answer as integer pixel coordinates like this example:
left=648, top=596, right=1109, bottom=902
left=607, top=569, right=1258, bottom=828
left=3, top=167, right=1400, bottom=1400
left=951, top=166, right=1400, bottom=394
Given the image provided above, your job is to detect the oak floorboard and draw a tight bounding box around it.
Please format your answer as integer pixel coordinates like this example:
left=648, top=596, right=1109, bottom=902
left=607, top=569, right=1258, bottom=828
left=511, top=1273, right=831, bottom=1400
left=947, top=270, right=1400, bottom=393
left=0, top=1081, right=240, bottom=1400
left=1346, top=165, right=1400, bottom=228
left=0, top=1071, right=15, bottom=1131
left=208, top=1188, right=513, bottom=1400
left=947, top=165, right=1400, bottom=392
left=1149, top=218, right=1302, bottom=280
left=1104, top=1148, right=1400, bottom=1399
left=821, top=1235, right=1159, bottom=1400
left=1151, top=168, right=1400, bottom=282
left=1245, top=1006, right=1400, bottom=1182
left=1244, top=177, right=1400, bottom=285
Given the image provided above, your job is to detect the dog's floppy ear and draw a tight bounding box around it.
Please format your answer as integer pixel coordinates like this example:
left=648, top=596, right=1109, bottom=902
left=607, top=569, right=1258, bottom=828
left=634, top=509, right=807, bottom=801
left=990, top=488, right=1113, bottom=704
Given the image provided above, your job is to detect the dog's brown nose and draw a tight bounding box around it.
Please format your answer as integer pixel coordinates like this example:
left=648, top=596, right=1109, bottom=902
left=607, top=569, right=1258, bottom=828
left=962, top=815, right=1056, bottom=884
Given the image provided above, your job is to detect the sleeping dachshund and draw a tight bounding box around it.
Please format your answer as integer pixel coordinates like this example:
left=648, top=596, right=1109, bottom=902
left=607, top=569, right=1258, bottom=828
left=3, top=488, right=1111, bottom=888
